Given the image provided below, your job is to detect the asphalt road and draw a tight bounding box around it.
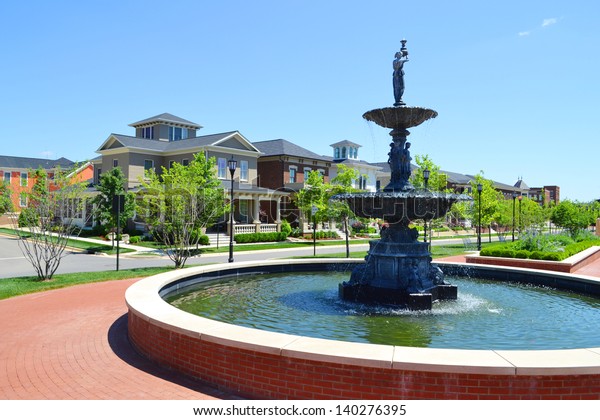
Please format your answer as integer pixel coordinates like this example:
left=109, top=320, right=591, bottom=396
left=0, top=235, right=372, bottom=279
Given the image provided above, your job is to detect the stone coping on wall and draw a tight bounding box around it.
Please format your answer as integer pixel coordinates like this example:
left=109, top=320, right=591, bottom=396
left=125, top=259, right=600, bottom=377
left=465, top=246, right=600, bottom=273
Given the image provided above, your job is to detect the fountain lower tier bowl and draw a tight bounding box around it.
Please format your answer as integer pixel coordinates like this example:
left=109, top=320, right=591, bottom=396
left=333, top=191, right=471, bottom=224
left=363, top=106, right=438, bottom=129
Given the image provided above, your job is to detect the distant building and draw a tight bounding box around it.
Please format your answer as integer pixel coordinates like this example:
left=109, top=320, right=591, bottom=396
left=328, top=140, right=382, bottom=192
left=0, top=155, right=93, bottom=225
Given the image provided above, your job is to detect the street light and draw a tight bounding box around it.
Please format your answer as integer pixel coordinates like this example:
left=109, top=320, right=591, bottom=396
left=477, top=183, right=482, bottom=251
left=423, top=169, right=430, bottom=189
left=518, top=194, right=523, bottom=235
left=512, top=191, right=517, bottom=241
left=227, top=156, right=237, bottom=263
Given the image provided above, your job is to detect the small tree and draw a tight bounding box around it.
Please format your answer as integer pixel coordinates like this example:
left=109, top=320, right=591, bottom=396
left=551, top=200, right=591, bottom=238
left=330, top=164, right=359, bottom=257
left=294, top=170, right=329, bottom=231
left=469, top=172, right=503, bottom=241
left=92, top=167, right=134, bottom=245
left=13, top=166, right=88, bottom=280
left=137, top=153, right=225, bottom=268
left=0, top=180, right=13, bottom=216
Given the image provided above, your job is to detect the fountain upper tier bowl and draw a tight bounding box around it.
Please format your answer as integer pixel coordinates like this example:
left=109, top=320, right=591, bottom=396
left=363, top=106, right=438, bottom=129
left=333, top=190, right=470, bottom=224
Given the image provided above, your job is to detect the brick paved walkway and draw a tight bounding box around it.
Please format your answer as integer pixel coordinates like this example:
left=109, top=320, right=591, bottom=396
left=0, top=279, right=238, bottom=400
left=2, top=256, right=599, bottom=400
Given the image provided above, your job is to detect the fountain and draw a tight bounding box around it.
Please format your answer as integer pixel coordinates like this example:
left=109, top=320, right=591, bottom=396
left=335, top=40, right=471, bottom=310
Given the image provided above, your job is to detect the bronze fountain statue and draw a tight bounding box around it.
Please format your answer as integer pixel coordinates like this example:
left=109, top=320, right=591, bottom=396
left=334, top=40, right=471, bottom=310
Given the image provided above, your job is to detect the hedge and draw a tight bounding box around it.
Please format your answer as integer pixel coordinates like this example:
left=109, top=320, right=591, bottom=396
left=234, top=232, right=287, bottom=243
left=480, top=239, right=600, bottom=261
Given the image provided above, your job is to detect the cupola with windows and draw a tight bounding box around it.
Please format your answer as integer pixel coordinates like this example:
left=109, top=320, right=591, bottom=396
left=330, top=140, right=362, bottom=161
left=129, top=113, right=202, bottom=142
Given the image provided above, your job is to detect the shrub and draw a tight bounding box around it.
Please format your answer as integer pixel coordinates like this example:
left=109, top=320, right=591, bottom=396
left=234, top=232, right=287, bottom=243
left=305, top=230, right=340, bottom=240
left=280, top=220, right=292, bottom=237
left=514, top=250, right=531, bottom=259
left=129, top=235, right=141, bottom=244
left=18, top=208, right=39, bottom=227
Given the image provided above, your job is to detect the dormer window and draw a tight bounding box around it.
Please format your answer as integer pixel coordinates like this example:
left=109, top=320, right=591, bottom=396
left=334, top=148, right=340, bottom=159
left=142, top=127, right=154, bottom=139
left=341, top=147, right=347, bottom=159
left=169, top=126, right=189, bottom=141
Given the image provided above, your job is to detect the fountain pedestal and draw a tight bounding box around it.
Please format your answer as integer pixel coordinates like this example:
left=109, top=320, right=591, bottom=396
left=339, top=218, right=458, bottom=310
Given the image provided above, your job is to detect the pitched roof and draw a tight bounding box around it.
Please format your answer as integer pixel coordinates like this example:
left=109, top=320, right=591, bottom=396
left=99, top=131, right=242, bottom=153
left=254, top=139, right=333, bottom=161
left=128, top=113, right=202, bottom=129
left=514, top=179, right=530, bottom=190
left=0, top=155, right=75, bottom=170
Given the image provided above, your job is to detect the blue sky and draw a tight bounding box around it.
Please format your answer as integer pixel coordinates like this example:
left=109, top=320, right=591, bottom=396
left=1, top=0, right=598, bottom=201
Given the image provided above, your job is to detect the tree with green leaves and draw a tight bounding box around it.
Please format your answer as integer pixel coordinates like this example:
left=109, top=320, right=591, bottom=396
left=136, top=153, right=225, bottom=268
left=12, top=166, right=88, bottom=280
left=294, top=170, right=328, bottom=228
left=412, top=154, right=449, bottom=192
left=551, top=200, right=593, bottom=238
left=330, top=164, right=360, bottom=257
left=469, top=172, right=504, bottom=242
left=92, top=167, right=135, bottom=245
left=0, top=179, right=12, bottom=216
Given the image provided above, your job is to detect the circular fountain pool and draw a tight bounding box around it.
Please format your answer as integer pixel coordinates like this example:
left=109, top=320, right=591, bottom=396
left=165, top=271, right=600, bottom=351
left=126, top=259, right=600, bottom=399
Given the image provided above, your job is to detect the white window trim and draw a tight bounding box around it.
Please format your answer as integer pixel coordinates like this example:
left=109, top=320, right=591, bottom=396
left=239, top=160, right=249, bottom=182
left=217, top=157, right=227, bottom=179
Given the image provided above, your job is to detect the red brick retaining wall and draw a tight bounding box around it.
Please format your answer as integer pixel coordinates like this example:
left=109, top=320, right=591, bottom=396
left=128, top=311, right=600, bottom=399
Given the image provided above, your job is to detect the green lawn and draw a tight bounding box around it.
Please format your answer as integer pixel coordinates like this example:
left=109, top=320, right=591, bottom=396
left=0, top=267, right=174, bottom=301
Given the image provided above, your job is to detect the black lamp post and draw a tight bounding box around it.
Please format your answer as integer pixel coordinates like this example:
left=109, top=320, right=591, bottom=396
left=423, top=169, right=430, bottom=189
left=423, top=169, right=430, bottom=246
left=518, top=194, right=523, bottom=235
left=512, top=191, right=517, bottom=241
left=227, top=156, right=237, bottom=263
left=477, top=183, right=482, bottom=251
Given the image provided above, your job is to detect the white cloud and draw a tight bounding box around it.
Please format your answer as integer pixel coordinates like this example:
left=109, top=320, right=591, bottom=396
left=542, top=18, right=558, bottom=27
left=518, top=31, right=530, bottom=37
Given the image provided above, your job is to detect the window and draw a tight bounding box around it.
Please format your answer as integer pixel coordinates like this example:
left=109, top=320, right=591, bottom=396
left=142, top=126, right=154, bottom=139
left=169, top=126, right=188, bottom=141
left=341, top=147, right=347, bottom=159
left=144, top=159, right=154, bottom=171
left=182, top=159, right=189, bottom=166
left=169, top=160, right=175, bottom=169
left=359, top=175, right=367, bottom=189
left=95, top=168, right=102, bottom=183
left=240, top=160, right=248, bottom=182
left=217, top=157, right=227, bottom=178
left=289, top=167, right=296, bottom=183
left=334, top=148, right=340, bottom=159
left=304, top=167, right=311, bottom=181
left=113, top=159, right=119, bottom=168
left=3, top=172, right=10, bottom=184
left=19, top=193, right=27, bottom=208
left=20, top=172, right=28, bottom=186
